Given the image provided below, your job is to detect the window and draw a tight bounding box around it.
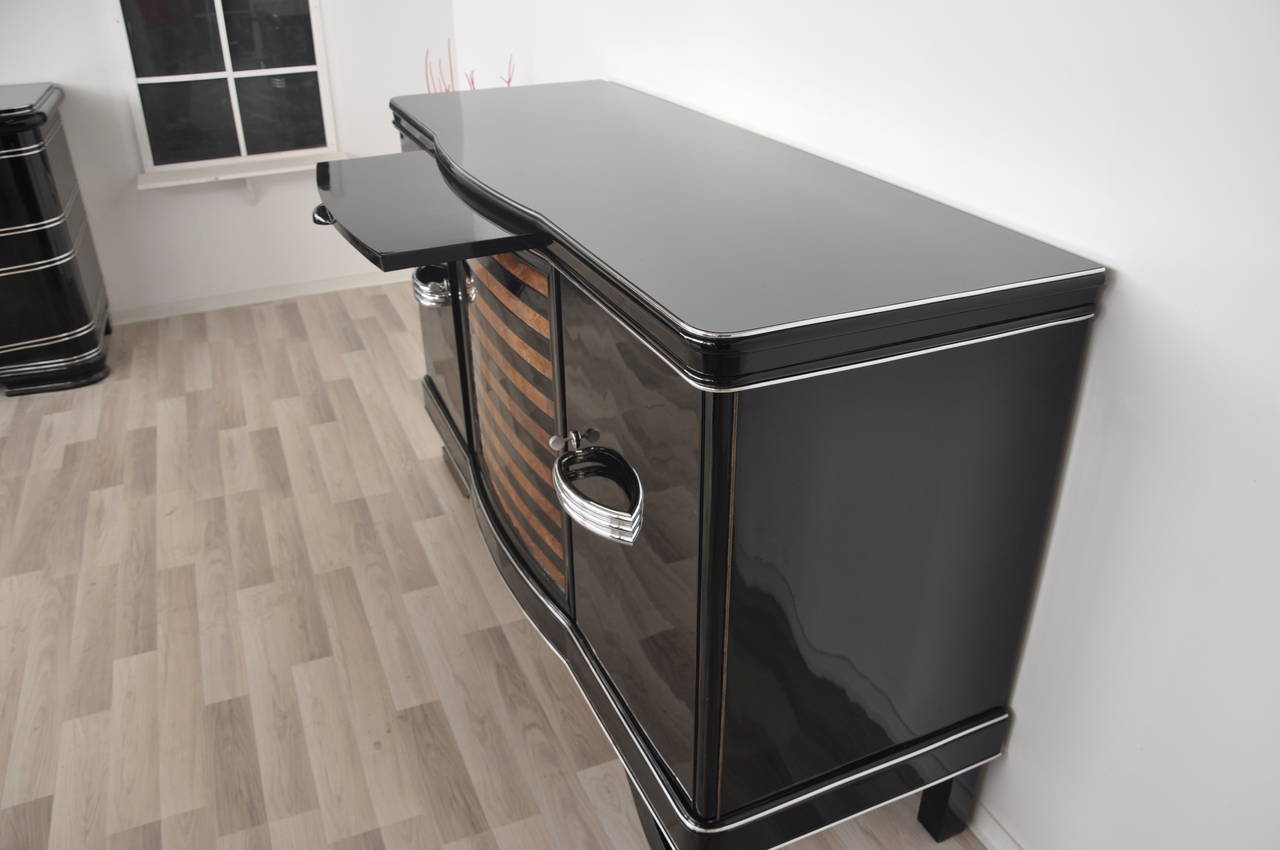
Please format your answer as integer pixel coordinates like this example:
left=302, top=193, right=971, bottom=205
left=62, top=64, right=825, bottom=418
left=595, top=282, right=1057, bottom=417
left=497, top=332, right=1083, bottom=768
left=118, top=0, right=334, bottom=172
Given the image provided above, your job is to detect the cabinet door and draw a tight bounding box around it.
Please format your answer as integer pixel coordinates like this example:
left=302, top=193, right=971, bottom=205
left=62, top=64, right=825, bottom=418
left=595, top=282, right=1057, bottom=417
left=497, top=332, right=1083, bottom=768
left=464, top=252, right=569, bottom=596
left=556, top=278, right=702, bottom=797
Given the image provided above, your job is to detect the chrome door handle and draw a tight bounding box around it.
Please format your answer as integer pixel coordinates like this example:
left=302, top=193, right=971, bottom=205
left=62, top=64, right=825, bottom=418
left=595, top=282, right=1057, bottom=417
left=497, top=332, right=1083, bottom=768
left=311, top=204, right=335, bottom=225
left=464, top=272, right=478, bottom=302
left=412, top=265, right=451, bottom=308
left=553, top=445, right=644, bottom=545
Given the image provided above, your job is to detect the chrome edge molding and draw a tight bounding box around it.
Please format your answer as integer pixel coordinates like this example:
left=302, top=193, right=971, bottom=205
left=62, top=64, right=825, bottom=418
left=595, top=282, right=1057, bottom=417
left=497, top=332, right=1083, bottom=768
left=555, top=259, right=1095, bottom=395
left=473, top=483, right=1007, bottom=842
left=0, top=210, right=66, bottom=237
left=708, top=313, right=1097, bottom=394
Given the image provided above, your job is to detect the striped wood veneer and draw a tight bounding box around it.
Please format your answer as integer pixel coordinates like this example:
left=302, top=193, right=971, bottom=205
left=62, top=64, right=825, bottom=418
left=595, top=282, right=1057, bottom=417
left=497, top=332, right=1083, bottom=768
left=465, top=253, right=566, bottom=589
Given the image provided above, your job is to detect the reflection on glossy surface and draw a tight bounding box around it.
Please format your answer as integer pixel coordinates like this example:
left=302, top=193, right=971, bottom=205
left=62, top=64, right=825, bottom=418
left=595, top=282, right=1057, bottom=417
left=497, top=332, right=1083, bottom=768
left=393, top=81, right=1099, bottom=337
left=717, top=319, right=1089, bottom=812
left=560, top=277, right=702, bottom=795
left=120, top=0, right=224, bottom=77
left=222, top=0, right=316, bottom=70
left=236, top=71, right=324, bottom=154
left=138, top=79, right=239, bottom=165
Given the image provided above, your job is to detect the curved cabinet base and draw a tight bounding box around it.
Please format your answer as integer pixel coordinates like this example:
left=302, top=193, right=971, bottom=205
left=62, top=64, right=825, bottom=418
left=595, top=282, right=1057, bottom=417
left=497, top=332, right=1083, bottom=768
left=0, top=327, right=109, bottom=396
left=465, top=444, right=1005, bottom=850
left=3, top=357, right=109, bottom=396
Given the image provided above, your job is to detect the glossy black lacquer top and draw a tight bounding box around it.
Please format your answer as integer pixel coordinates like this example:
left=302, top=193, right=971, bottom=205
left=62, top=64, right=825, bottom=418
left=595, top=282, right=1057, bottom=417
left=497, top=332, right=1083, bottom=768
left=316, top=152, right=545, bottom=271
left=391, top=81, right=1102, bottom=340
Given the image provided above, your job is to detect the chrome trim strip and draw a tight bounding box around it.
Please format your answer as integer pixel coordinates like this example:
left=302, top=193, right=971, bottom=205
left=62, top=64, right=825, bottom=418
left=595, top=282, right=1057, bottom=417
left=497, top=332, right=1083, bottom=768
left=0, top=187, right=78, bottom=238
left=408, top=113, right=1104, bottom=342
left=0, top=140, right=45, bottom=159
left=473, top=482, right=1009, bottom=837
left=557, top=263, right=1095, bottom=394
left=0, top=317, right=97, bottom=354
left=710, top=313, right=1097, bottom=394
left=0, top=247, right=75, bottom=278
left=0, top=118, right=62, bottom=160
left=0, top=210, right=65, bottom=237
left=707, top=269, right=1102, bottom=339
left=0, top=342, right=103, bottom=377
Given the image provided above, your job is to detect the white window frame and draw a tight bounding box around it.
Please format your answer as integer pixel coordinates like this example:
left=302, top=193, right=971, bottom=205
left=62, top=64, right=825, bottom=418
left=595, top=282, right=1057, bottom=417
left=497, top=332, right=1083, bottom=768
left=112, top=0, right=339, bottom=180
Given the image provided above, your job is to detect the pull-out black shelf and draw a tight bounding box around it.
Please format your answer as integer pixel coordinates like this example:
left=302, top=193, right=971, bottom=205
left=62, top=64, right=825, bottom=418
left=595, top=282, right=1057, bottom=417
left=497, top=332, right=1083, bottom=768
left=315, top=151, right=545, bottom=271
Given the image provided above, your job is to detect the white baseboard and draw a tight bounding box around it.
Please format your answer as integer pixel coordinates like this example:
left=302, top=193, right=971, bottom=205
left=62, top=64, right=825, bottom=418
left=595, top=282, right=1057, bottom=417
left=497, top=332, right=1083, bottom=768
left=971, top=805, right=1024, bottom=850
left=111, top=270, right=409, bottom=325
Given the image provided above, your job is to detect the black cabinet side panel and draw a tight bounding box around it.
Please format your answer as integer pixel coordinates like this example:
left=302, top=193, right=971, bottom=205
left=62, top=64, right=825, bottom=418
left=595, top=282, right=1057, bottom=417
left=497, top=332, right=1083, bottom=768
left=718, top=320, right=1090, bottom=813
left=560, top=279, right=703, bottom=796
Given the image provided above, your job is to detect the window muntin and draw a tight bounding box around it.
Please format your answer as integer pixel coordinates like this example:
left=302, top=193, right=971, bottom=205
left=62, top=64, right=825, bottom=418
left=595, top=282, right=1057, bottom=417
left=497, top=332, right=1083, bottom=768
left=119, top=0, right=332, bottom=170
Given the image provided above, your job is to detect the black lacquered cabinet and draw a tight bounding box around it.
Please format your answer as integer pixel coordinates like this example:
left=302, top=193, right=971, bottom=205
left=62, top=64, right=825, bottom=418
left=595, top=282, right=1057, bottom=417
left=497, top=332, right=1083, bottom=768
left=314, top=81, right=1105, bottom=849
left=1, top=83, right=110, bottom=395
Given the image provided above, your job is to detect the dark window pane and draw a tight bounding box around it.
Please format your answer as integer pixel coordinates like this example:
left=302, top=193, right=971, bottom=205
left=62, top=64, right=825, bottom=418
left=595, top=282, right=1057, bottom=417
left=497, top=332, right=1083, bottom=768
left=120, top=0, right=225, bottom=76
left=222, top=0, right=316, bottom=70
left=236, top=72, right=325, bottom=154
left=139, top=79, right=240, bottom=165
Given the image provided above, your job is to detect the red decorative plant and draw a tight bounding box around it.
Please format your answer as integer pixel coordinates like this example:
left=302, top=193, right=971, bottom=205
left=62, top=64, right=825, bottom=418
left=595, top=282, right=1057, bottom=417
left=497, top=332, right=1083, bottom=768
left=426, top=39, right=515, bottom=92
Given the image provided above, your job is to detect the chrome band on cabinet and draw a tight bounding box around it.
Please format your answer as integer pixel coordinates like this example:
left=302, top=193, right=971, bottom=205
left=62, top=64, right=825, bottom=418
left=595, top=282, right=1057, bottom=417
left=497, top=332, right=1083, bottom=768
left=558, top=259, right=1096, bottom=394
left=0, top=207, right=68, bottom=237
left=0, top=317, right=98, bottom=354
left=0, top=119, right=61, bottom=159
left=0, top=247, right=76, bottom=278
left=0, top=341, right=105, bottom=378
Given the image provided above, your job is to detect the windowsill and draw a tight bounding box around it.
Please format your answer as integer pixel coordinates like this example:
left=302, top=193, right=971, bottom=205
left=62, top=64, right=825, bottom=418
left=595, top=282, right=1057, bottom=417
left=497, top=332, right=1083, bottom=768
left=136, top=150, right=346, bottom=190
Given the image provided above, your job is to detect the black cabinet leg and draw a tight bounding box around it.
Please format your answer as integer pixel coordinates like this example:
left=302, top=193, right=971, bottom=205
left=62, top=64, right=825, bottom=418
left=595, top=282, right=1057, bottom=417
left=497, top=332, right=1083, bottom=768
left=629, top=783, right=675, bottom=850
left=917, top=767, right=983, bottom=843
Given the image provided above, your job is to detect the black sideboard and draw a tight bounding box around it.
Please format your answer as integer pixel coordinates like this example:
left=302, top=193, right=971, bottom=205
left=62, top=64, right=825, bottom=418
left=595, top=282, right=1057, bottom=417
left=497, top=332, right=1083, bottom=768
left=0, top=82, right=110, bottom=396
left=313, top=81, right=1104, bottom=850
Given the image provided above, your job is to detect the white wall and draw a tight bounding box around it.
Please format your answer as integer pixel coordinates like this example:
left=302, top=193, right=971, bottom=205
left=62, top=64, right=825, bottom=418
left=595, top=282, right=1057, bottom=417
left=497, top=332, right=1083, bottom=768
left=0, top=0, right=453, bottom=317
left=454, top=2, right=1280, bottom=849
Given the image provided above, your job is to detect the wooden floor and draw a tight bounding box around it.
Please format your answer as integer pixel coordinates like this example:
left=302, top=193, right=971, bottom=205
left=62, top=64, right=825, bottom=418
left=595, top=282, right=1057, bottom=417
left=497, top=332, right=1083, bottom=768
left=0, top=283, right=985, bottom=850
